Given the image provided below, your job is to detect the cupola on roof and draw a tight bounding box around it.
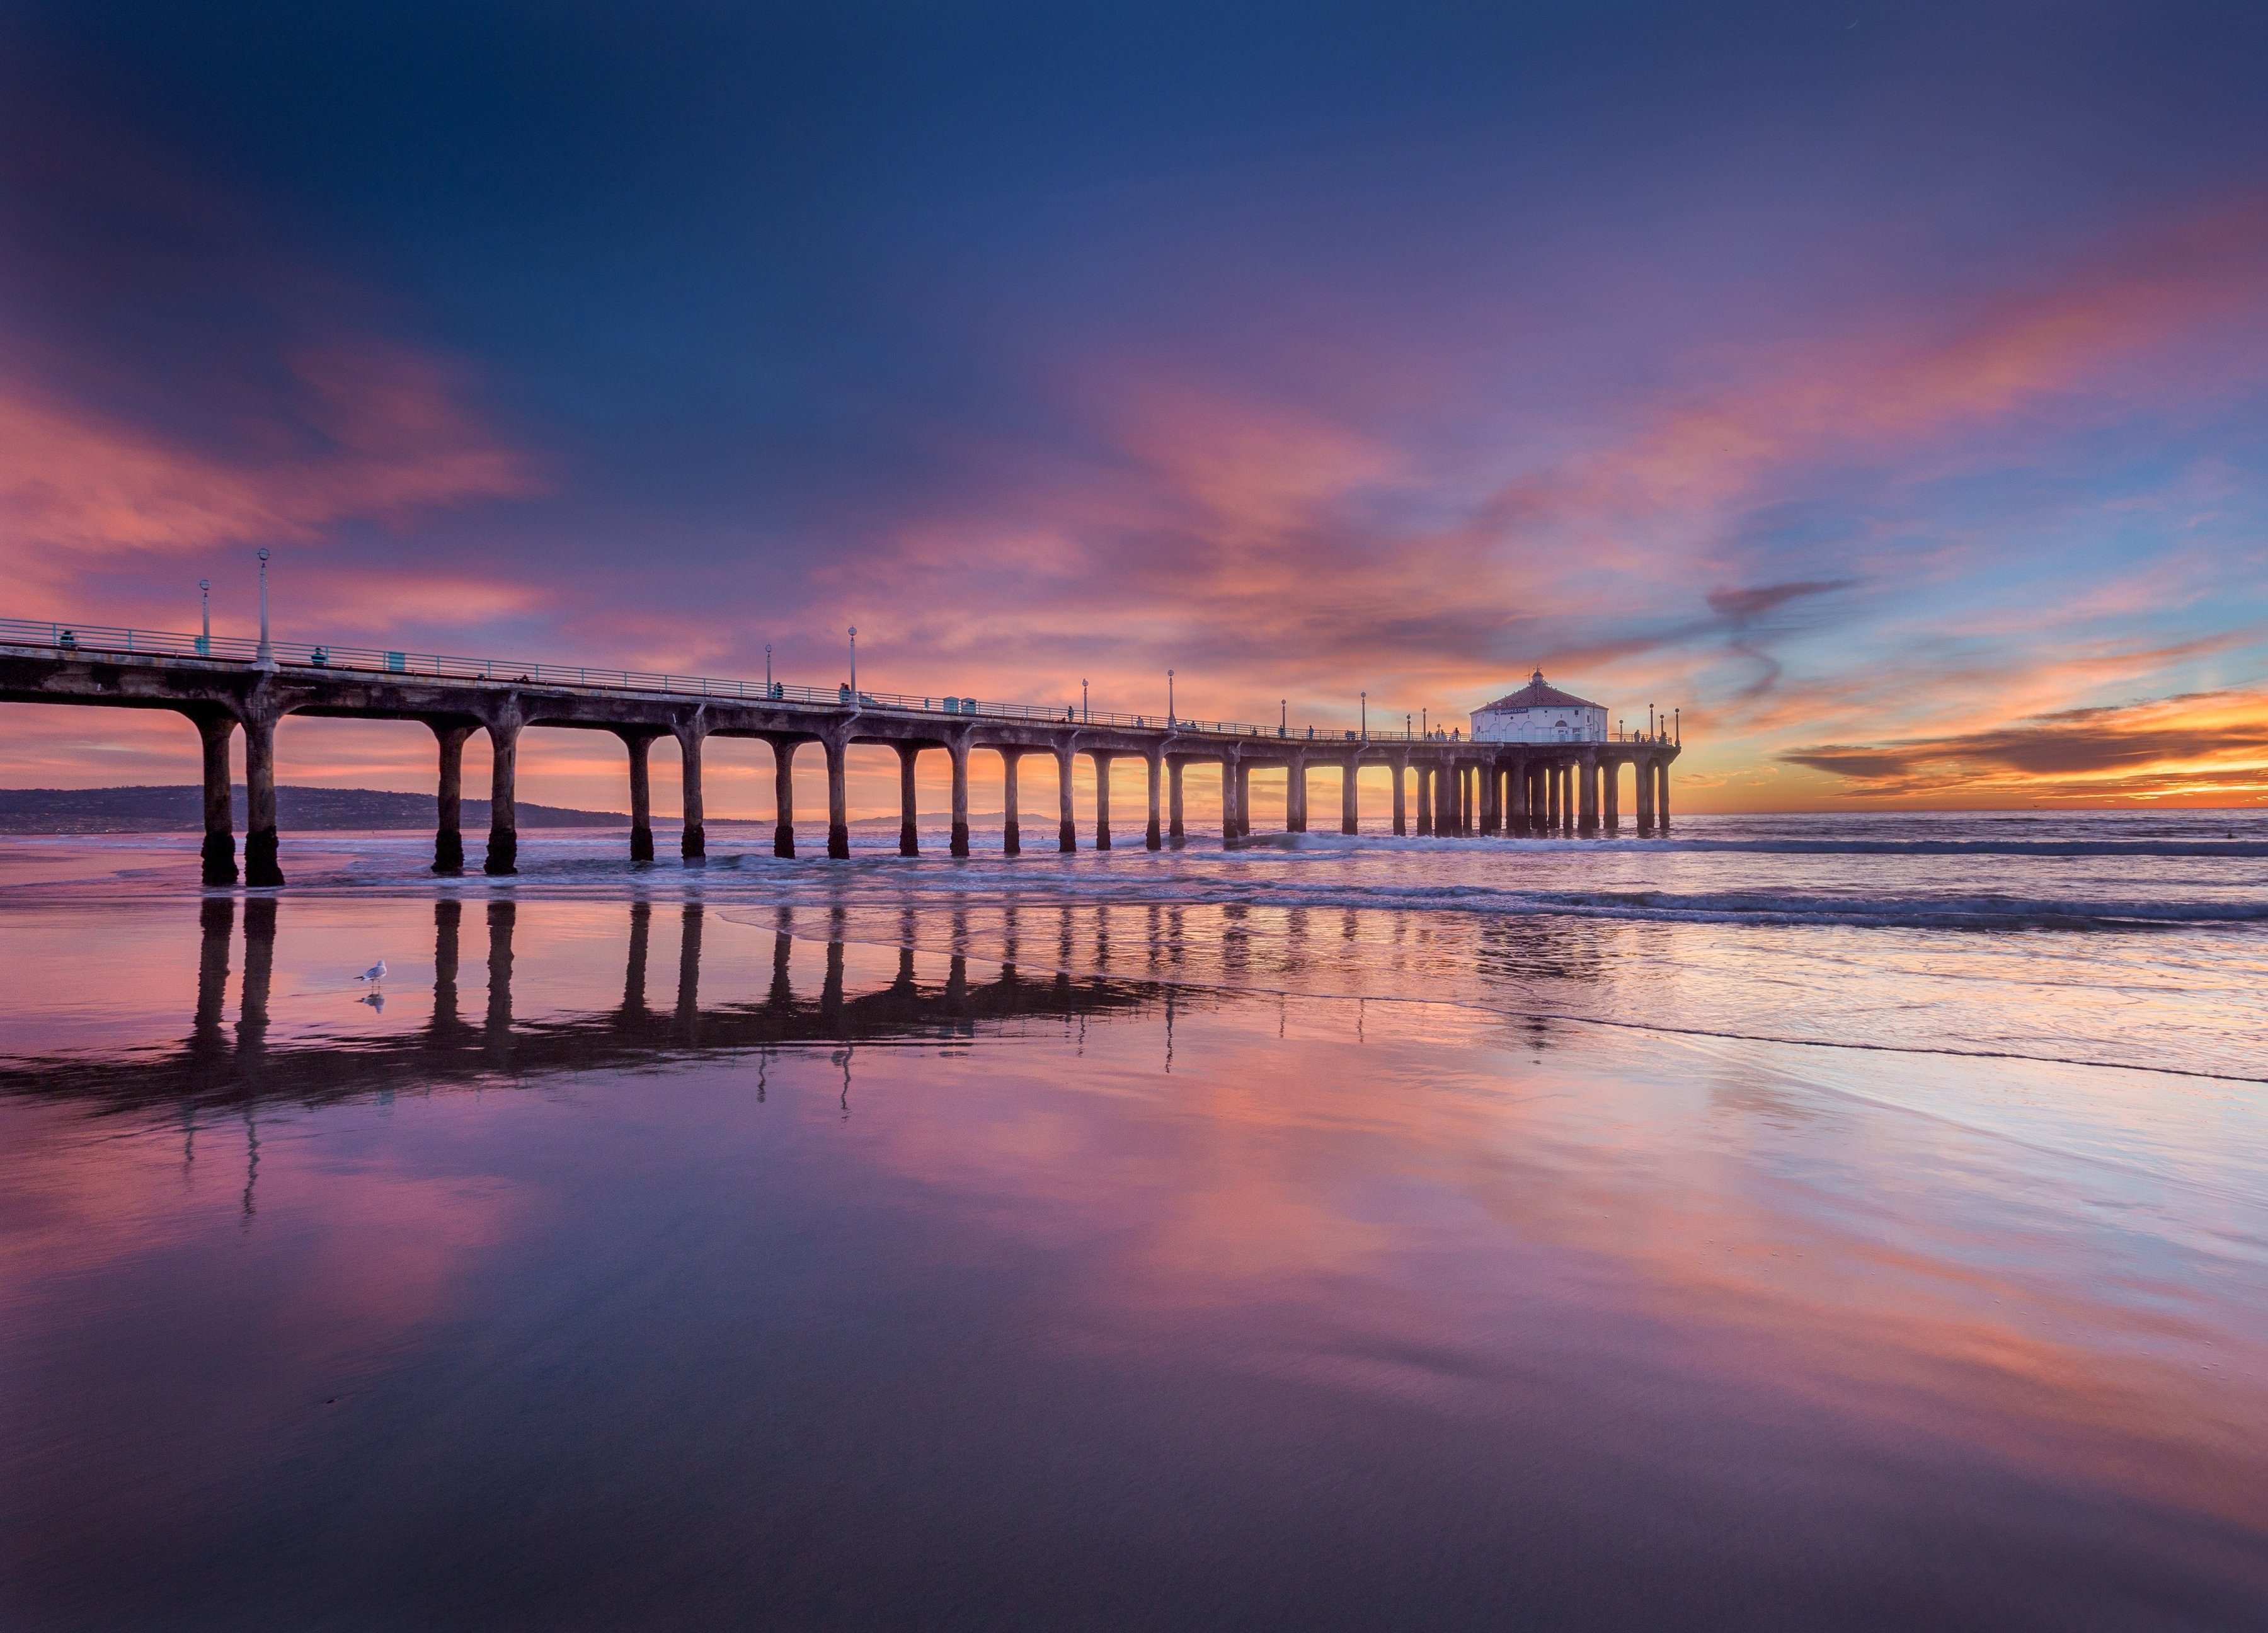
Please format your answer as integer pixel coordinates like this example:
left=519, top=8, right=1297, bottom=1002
left=1479, top=670, right=1603, bottom=713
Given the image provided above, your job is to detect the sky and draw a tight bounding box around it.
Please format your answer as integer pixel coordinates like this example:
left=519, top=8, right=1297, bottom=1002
left=3, top=0, right=2266, bottom=818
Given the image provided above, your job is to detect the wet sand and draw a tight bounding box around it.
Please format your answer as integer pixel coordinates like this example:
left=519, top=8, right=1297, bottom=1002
left=3, top=891, right=2264, bottom=1629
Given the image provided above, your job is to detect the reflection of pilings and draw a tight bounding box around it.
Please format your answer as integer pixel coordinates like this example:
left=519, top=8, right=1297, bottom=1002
left=675, top=903, right=703, bottom=1043
left=1220, top=901, right=1250, bottom=976
left=192, top=898, right=234, bottom=1059
left=485, top=900, right=516, bottom=1065
left=238, top=896, right=276, bottom=1063
left=820, top=937, right=845, bottom=1024
left=893, top=907, right=920, bottom=995
left=9, top=900, right=1184, bottom=1114
left=769, top=915, right=794, bottom=1006
left=623, top=900, right=651, bottom=1019
left=432, top=898, right=464, bottom=1040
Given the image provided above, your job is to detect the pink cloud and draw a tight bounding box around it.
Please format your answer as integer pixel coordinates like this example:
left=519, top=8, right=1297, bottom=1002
left=0, top=339, right=539, bottom=597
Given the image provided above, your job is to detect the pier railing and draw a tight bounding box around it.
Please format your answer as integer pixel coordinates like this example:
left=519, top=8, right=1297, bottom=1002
left=3, top=616, right=1470, bottom=743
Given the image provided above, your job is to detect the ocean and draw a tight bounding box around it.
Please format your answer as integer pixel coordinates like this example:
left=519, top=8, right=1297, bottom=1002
left=3, top=810, right=2264, bottom=1627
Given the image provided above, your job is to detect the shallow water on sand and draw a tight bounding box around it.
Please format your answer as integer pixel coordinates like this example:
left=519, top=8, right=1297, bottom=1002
left=2, top=818, right=2265, bottom=1629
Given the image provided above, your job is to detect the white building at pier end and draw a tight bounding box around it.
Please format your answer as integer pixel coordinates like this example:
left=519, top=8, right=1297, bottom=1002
left=1471, top=671, right=1608, bottom=743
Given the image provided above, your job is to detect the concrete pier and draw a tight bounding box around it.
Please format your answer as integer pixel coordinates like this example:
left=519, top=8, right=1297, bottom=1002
left=1001, top=749, right=1021, bottom=855
left=483, top=715, right=520, bottom=876
left=196, top=713, right=236, bottom=885
left=0, top=630, right=1680, bottom=882
left=675, top=724, right=706, bottom=861
left=622, top=731, right=655, bottom=862
left=243, top=712, right=282, bottom=887
left=950, top=740, right=971, bottom=857
left=1056, top=745, right=1077, bottom=852
left=772, top=740, right=796, bottom=858
left=825, top=735, right=851, bottom=859
left=896, top=743, right=921, bottom=856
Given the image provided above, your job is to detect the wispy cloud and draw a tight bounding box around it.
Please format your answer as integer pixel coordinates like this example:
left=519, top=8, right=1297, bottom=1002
left=1784, top=689, right=2268, bottom=803
left=0, top=342, right=537, bottom=592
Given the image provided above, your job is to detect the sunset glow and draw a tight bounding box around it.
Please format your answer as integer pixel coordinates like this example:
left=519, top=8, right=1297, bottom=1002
left=2, top=6, right=2262, bottom=812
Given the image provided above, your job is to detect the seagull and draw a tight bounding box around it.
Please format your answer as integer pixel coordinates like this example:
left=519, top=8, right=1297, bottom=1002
left=358, top=960, right=387, bottom=985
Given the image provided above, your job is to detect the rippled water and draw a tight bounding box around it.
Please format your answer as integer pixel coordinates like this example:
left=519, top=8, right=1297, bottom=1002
left=3, top=812, right=2264, bottom=1628
left=22, top=808, right=2262, bottom=1079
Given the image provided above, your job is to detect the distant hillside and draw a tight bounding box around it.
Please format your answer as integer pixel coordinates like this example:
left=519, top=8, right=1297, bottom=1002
left=0, top=786, right=627, bottom=833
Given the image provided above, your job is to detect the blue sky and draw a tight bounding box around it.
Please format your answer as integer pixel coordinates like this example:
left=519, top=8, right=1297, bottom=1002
left=3, top=1, right=2265, bottom=811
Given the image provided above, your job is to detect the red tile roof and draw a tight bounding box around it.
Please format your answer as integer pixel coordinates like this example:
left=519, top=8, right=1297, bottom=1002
left=1477, top=670, right=1603, bottom=713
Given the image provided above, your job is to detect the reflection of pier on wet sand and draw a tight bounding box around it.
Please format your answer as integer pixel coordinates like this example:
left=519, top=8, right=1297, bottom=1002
left=1, top=898, right=1172, bottom=1116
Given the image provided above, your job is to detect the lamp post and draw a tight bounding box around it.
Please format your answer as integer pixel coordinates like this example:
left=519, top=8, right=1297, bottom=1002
left=849, top=627, right=857, bottom=696
left=1167, top=669, right=1174, bottom=726
left=1405, top=713, right=1411, bottom=739
left=1675, top=707, right=1680, bottom=746
left=1421, top=708, right=1428, bottom=740
left=1082, top=678, right=1089, bottom=722
left=255, top=549, right=272, bottom=667
left=765, top=643, right=772, bottom=692
left=1280, top=699, right=1286, bottom=738
left=1360, top=690, right=1366, bottom=740
left=198, top=579, right=210, bottom=655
